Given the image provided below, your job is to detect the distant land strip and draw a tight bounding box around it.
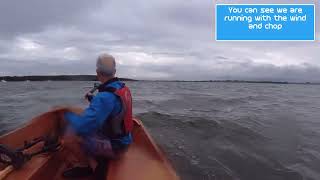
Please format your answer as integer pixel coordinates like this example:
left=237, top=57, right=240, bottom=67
left=0, top=75, right=318, bottom=85
left=0, top=75, right=136, bottom=82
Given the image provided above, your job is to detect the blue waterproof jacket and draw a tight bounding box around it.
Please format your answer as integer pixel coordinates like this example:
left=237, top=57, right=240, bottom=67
left=64, top=80, right=133, bottom=145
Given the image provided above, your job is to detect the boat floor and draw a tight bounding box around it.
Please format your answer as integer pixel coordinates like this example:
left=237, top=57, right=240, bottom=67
left=4, top=146, right=95, bottom=180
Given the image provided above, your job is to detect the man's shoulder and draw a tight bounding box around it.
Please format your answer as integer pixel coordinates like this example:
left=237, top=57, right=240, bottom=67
left=96, top=91, right=117, bottom=98
left=96, top=80, right=125, bottom=99
left=108, top=80, right=125, bottom=89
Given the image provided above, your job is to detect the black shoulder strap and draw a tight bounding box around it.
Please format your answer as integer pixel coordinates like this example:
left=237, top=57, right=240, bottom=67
left=98, top=86, right=117, bottom=93
left=97, top=77, right=121, bottom=93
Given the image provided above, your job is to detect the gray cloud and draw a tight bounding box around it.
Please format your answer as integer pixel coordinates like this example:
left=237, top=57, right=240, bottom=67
left=0, top=0, right=103, bottom=38
left=0, top=0, right=319, bottom=82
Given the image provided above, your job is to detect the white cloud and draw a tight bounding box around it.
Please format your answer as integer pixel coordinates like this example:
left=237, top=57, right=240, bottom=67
left=16, top=38, right=42, bottom=51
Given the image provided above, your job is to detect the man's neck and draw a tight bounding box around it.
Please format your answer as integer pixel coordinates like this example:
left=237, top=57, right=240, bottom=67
left=100, top=76, right=115, bottom=84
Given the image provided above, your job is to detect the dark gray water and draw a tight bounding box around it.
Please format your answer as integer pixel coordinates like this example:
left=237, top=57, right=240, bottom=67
left=0, top=81, right=320, bottom=180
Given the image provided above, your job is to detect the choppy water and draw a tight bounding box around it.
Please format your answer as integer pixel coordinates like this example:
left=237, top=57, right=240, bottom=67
left=0, top=81, right=320, bottom=180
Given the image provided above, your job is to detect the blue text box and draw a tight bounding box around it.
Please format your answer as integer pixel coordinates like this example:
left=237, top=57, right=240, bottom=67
left=216, top=4, right=315, bottom=41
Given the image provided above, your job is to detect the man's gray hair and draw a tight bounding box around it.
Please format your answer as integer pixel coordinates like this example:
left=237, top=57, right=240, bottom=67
left=96, top=53, right=116, bottom=76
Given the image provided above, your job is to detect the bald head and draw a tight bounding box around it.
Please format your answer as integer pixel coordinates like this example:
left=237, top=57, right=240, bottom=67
left=96, top=53, right=116, bottom=77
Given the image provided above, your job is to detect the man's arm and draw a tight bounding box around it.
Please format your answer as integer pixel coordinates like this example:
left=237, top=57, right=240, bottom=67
left=64, top=92, right=116, bottom=136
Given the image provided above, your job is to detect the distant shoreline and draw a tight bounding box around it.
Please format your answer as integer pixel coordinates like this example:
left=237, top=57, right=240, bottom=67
left=0, top=75, right=318, bottom=85
left=0, top=75, right=136, bottom=82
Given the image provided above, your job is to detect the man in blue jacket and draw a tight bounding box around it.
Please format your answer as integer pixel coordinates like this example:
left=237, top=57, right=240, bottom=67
left=62, top=53, right=133, bottom=178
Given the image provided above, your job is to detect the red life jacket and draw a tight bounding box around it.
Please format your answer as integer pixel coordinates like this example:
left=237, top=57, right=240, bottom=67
left=99, top=82, right=133, bottom=138
left=113, top=85, right=133, bottom=134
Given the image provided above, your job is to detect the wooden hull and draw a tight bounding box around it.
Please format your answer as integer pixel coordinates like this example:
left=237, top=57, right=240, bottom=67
left=0, top=109, right=179, bottom=180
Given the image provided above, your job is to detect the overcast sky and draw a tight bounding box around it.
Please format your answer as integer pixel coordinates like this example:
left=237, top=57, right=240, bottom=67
left=0, top=0, right=319, bottom=82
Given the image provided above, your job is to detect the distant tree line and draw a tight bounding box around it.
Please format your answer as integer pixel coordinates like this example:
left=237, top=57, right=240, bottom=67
left=0, top=75, right=136, bottom=81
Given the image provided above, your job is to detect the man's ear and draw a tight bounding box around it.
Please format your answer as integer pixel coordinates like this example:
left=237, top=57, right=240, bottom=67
left=96, top=69, right=101, bottom=79
left=96, top=69, right=101, bottom=77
